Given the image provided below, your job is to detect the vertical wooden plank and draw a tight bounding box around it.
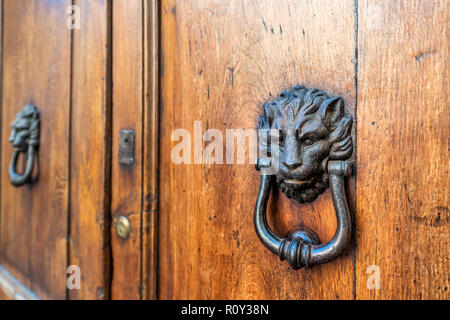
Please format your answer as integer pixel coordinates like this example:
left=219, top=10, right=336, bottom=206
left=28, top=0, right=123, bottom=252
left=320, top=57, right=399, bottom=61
left=0, top=0, right=71, bottom=299
left=142, top=0, right=159, bottom=300
left=356, top=0, right=449, bottom=299
left=159, top=0, right=356, bottom=299
left=69, top=0, right=111, bottom=299
left=0, top=1, right=3, bottom=279
left=111, top=0, right=143, bottom=299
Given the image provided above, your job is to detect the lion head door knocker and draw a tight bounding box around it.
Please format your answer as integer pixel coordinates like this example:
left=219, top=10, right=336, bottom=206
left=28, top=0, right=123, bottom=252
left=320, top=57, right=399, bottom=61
left=9, top=104, right=40, bottom=187
left=254, top=86, right=353, bottom=269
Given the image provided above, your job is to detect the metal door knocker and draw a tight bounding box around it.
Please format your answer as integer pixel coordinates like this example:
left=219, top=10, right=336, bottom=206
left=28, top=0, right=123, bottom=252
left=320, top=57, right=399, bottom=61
left=9, top=104, right=40, bottom=187
left=254, top=85, right=353, bottom=269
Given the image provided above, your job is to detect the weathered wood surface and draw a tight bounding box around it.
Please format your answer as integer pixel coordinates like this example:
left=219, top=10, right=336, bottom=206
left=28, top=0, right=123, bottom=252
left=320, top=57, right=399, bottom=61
left=158, top=0, right=356, bottom=299
left=0, top=0, right=447, bottom=300
left=111, top=0, right=143, bottom=300
left=69, top=0, right=112, bottom=300
left=142, top=0, right=160, bottom=300
left=356, top=0, right=449, bottom=299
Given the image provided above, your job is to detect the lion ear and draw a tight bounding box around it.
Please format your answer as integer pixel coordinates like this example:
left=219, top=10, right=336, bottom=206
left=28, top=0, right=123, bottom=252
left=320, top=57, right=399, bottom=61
left=319, top=96, right=344, bottom=130
left=263, top=102, right=276, bottom=126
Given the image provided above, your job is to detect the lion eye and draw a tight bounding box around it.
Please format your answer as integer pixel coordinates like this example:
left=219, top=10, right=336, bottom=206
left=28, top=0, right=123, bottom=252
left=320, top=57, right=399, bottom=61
left=303, top=138, right=314, bottom=146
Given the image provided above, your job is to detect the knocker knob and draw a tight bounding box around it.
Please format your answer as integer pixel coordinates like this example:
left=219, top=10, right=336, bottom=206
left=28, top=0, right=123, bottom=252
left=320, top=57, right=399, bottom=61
left=279, top=227, right=321, bottom=269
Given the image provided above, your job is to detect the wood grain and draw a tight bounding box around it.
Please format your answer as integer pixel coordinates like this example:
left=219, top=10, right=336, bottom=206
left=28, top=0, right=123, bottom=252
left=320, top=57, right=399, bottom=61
left=356, top=0, right=449, bottom=299
left=159, top=0, right=356, bottom=299
left=0, top=0, right=445, bottom=301
left=142, top=0, right=160, bottom=300
left=0, top=0, right=71, bottom=299
left=0, top=0, right=3, bottom=282
left=69, top=0, right=112, bottom=300
left=111, top=0, right=143, bottom=300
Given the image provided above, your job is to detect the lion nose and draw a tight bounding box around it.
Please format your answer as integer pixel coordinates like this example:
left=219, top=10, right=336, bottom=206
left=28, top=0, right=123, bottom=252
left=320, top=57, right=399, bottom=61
left=283, top=161, right=302, bottom=170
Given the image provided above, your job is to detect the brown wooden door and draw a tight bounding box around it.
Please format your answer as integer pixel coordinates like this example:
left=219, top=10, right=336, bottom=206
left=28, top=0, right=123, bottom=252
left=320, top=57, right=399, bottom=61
left=156, top=0, right=448, bottom=300
left=0, top=0, right=448, bottom=300
left=158, top=0, right=356, bottom=300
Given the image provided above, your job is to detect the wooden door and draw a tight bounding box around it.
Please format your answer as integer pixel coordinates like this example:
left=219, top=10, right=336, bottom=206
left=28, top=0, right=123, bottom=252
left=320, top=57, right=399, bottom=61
left=0, top=0, right=447, bottom=300
left=156, top=0, right=448, bottom=300
left=158, top=0, right=356, bottom=300
left=0, top=0, right=72, bottom=300
left=0, top=0, right=111, bottom=300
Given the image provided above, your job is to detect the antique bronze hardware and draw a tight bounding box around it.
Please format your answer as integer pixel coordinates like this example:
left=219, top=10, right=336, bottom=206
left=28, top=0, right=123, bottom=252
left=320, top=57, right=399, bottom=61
left=118, top=129, right=135, bottom=165
left=9, top=104, right=40, bottom=187
left=254, top=86, right=353, bottom=269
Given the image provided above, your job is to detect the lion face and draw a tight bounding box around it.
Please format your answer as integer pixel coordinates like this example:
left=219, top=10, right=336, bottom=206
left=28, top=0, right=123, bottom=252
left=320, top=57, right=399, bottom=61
left=9, top=104, right=40, bottom=152
left=258, top=86, right=353, bottom=203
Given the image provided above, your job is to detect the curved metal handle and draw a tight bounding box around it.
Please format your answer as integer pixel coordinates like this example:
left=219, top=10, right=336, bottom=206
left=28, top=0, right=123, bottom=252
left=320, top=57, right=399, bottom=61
left=8, top=104, right=40, bottom=187
left=254, top=160, right=352, bottom=269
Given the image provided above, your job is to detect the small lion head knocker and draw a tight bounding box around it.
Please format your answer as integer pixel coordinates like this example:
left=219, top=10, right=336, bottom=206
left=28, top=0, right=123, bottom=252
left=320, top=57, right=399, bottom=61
left=258, top=85, right=353, bottom=203
left=9, top=104, right=40, bottom=187
left=254, top=86, right=354, bottom=269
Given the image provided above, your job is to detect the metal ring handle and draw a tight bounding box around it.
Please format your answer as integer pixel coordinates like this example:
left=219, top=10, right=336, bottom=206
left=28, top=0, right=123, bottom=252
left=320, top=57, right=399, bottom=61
left=9, top=146, right=37, bottom=187
left=254, top=160, right=352, bottom=269
left=8, top=104, right=40, bottom=187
